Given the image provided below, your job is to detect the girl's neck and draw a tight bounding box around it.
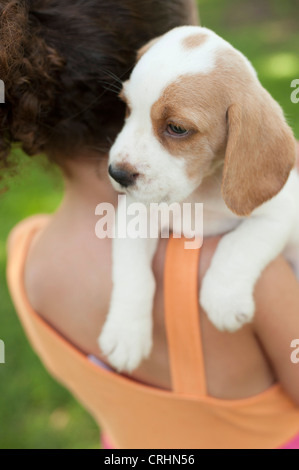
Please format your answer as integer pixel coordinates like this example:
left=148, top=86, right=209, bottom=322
left=62, top=157, right=119, bottom=209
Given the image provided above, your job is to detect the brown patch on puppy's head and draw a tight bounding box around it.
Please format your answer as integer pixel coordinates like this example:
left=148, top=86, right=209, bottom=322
left=151, top=72, right=229, bottom=184
left=182, top=33, right=207, bottom=50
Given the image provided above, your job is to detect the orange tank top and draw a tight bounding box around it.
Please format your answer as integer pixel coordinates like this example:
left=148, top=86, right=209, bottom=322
left=6, top=216, right=299, bottom=449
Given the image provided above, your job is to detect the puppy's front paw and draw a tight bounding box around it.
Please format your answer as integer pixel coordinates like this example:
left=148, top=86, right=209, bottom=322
left=99, top=314, right=153, bottom=373
left=200, top=270, right=255, bottom=332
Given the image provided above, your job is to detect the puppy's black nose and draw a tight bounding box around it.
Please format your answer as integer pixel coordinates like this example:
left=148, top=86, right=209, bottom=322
left=108, top=164, right=139, bottom=188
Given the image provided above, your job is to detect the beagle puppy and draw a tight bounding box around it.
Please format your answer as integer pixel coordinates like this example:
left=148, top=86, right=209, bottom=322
left=99, top=26, right=299, bottom=372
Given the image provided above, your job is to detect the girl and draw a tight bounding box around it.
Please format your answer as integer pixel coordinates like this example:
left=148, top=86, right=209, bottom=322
left=3, top=0, right=299, bottom=449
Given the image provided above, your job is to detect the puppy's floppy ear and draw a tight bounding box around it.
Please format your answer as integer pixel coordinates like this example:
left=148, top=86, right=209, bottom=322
left=136, top=36, right=162, bottom=62
left=222, top=90, right=296, bottom=216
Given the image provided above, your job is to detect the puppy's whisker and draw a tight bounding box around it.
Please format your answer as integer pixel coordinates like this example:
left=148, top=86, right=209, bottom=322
left=101, top=69, right=124, bottom=85
left=100, top=82, right=123, bottom=95
left=86, top=145, right=110, bottom=155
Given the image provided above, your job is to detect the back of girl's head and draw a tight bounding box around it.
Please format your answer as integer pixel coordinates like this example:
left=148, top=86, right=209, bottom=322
left=0, top=0, right=198, bottom=171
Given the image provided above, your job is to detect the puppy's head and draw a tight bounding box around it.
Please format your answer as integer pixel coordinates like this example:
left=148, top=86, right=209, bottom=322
left=109, top=26, right=295, bottom=213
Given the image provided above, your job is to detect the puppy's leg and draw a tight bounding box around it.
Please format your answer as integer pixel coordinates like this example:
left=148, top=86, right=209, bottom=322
left=99, top=197, right=158, bottom=372
left=200, top=194, right=295, bottom=332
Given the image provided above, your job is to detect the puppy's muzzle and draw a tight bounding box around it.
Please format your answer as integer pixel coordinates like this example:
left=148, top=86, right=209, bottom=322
left=108, top=164, right=139, bottom=188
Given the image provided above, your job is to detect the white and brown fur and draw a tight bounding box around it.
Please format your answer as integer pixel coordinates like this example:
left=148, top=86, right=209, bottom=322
left=99, top=26, right=299, bottom=372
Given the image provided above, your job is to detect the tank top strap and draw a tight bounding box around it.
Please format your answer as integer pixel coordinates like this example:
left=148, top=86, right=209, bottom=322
left=164, top=235, right=207, bottom=398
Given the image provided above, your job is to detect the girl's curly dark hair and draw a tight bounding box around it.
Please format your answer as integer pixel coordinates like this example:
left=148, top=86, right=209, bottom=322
left=0, top=0, right=198, bottom=172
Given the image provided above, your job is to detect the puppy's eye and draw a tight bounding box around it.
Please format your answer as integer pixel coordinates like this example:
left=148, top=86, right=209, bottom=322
left=167, top=122, right=188, bottom=136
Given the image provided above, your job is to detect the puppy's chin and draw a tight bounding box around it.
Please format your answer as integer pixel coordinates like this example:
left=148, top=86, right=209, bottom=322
left=129, top=191, right=170, bottom=205
left=121, top=187, right=172, bottom=205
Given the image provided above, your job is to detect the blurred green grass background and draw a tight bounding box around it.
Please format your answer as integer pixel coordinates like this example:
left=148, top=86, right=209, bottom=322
left=0, top=0, right=298, bottom=449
